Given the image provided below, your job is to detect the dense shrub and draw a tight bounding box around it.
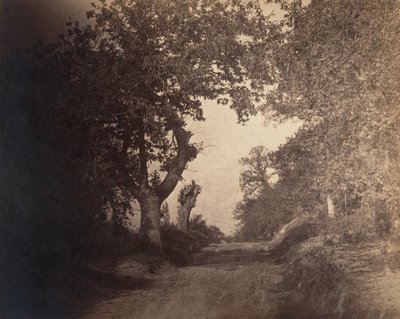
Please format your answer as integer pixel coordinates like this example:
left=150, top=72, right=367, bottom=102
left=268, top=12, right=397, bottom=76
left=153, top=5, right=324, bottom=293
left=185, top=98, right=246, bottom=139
left=189, top=214, right=225, bottom=245
left=322, top=208, right=395, bottom=244
left=161, top=225, right=197, bottom=266
left=285, top=247, right=345, bottom=294
left=279, top=246, right=347, bottom=319
left=160, top=216, right=225, bottom=266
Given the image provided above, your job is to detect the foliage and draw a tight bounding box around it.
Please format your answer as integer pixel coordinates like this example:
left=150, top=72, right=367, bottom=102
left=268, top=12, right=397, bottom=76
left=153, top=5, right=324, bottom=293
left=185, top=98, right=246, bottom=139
left=0, top=52, right=148, bottom=317
left=239, top=146, right=272, bottom=200
left=160, top=215, right=224, bottom=265
left=160, top=224, right=197, bottom=266
left=280, top=246, right=347, bottom=319
left=235, top=184, right=293, bottom=241
left=160, top=202, right=171, bottom=226
left=0, top=51, right=112, bottom=317
left=189, top=214, right=225, bottom=245
left=51, top=0, right=281, bottom=192
left=86, top=223, right=142, bottom=259
left=259, top=0, right=400, bottom=238
left=35, top=0, right=284, bottom=246
left=221, top=0, right=400, bottom=243
left=325, top=217, right=366, bottom=245
left=234, top=146, right=296, bottom=241
left=285, top=246, right=345, bottom=294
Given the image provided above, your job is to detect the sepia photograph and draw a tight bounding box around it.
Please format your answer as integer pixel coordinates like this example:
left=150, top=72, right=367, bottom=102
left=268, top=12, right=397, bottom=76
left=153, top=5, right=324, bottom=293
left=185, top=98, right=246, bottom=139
left=1, top=0, right=400, bottom=318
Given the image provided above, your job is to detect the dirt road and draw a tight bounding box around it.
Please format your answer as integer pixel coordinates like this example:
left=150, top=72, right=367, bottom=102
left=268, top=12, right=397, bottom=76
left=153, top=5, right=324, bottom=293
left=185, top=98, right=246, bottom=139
left=80, top=247, right=285, bottom=319
left=80, top=240, right=400, bottom=319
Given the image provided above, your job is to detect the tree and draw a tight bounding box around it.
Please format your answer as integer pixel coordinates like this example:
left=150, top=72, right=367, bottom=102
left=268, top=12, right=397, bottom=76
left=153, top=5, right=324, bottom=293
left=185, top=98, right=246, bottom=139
left=239, top=145, right=272, bottom=200
left=177, top=181, right=201, bottom=232
left=269, top=127, right=327, bottom=216
left=41, top=0, right=283, bottom=249
left=263, top=0, right=400, bottom=232
left=234, top=146, right=293, bottom=240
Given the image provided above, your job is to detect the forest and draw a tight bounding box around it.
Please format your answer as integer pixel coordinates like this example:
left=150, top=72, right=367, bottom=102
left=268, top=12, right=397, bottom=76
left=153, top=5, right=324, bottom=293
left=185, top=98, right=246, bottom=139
left=1, top=0, right=400, bottom=318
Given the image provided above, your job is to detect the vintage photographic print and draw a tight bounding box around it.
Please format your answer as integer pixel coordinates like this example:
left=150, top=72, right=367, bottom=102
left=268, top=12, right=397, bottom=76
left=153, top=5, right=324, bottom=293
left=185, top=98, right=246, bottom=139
left=1, top=0, right=400, bottom=318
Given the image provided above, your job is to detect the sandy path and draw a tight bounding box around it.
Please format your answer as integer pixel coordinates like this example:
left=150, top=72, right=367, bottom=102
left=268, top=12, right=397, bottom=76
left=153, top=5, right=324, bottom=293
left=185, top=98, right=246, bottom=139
left=80, top=240, right=400, bottom=319
left=80, top=260, right=283, bottom=319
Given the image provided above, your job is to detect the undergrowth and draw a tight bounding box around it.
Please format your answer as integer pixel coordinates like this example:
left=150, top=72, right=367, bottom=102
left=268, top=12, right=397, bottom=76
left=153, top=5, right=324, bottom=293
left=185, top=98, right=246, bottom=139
left=278, top=246, right=347, bottom=319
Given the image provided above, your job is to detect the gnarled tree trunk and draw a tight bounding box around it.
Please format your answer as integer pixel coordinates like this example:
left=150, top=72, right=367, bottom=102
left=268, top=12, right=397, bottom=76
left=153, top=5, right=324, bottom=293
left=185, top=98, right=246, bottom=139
left=177, top=181, right=201, bottom=232
left=125, top=124, right=196, bottom=251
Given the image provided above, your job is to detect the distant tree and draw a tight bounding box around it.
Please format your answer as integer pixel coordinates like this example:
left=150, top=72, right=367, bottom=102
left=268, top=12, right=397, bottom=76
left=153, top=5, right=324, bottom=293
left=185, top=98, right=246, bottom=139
left=235, top=146, right=293, bottom=241
left=239, top=146, right=272, bottom=200
left=269, top=127, right=326, bottom=216
left=235, top=179, right=296, bottom=241
left=40, top=0, right=283, bottom=249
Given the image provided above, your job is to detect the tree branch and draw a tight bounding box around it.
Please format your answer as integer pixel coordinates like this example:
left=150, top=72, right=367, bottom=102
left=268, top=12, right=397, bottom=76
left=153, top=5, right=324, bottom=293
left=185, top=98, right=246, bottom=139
left=156, top=125, right=196, bottom=201
left=125, top=180, right=144, bottom=201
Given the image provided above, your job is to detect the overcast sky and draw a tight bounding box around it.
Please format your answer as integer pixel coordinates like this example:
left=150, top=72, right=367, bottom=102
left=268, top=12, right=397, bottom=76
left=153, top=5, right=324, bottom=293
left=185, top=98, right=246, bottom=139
left=1, top=0, right=300, bottom=234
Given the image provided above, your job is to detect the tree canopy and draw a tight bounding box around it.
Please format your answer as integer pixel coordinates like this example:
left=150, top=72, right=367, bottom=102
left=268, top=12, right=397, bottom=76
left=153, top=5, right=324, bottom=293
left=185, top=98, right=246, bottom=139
left=239, top=145, right=272, bottom=200
left=236, top=0, right=400, bottom=240
left=266, top=0, right=400, bottom=211
left=36, top=0, right=284, bottom=247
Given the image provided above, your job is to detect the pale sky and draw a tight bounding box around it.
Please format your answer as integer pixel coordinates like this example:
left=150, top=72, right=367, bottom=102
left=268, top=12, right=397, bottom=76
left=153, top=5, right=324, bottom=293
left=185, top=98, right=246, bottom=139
left=1, top=0, right=301, bottom=234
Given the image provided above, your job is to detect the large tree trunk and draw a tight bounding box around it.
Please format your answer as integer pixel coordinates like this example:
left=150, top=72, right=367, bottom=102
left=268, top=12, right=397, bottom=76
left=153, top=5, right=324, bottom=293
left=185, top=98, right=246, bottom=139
left=178, top=183, right=200, bottom=232
left=124, top=124, right=196, bottom=252
left=138, top=192, right=162, bottom=251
